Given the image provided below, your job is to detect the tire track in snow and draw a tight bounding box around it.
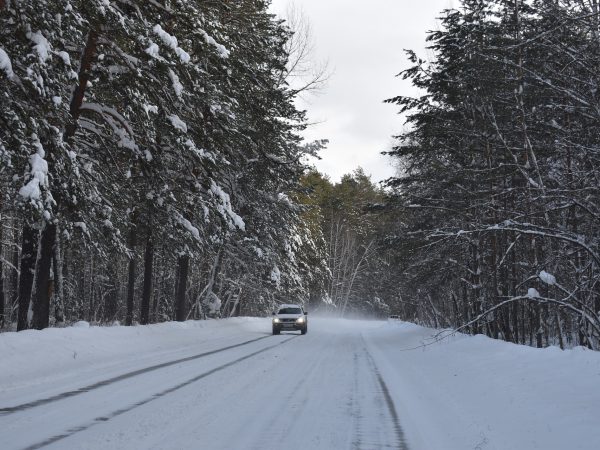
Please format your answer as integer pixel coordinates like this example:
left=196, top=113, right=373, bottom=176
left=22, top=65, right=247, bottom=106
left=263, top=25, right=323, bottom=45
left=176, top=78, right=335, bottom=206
left=359, top=337, right=410, bottom=450
left=20, top=335, right=299, bottom=450
left=0, top=334, right=271, bottom=416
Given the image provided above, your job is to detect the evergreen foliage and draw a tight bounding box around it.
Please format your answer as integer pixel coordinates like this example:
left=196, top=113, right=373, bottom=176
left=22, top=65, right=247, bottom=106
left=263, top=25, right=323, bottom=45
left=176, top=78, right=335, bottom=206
left=0, top=0, right=327, bottom=328
left=386, top=0, right=600, bottom=349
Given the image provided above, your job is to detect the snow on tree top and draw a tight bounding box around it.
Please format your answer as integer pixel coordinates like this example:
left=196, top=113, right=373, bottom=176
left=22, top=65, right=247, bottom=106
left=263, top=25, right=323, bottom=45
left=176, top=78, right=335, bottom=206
left=19, top=137, right=48, bottom=203
left=27, top=31, right=51, bottom=63
left=0, top=47, right=15, bottom=79
left=199, top=29, right=230, bottom=59
left=152, top=24, right=190, bottom=63
left=210, top=181, right=245, bottom=231
left=168, top=114, right=188, bottom=133
left=145, top=42, right=160, bottom=59
left=168, top=69, right=184, bottom=98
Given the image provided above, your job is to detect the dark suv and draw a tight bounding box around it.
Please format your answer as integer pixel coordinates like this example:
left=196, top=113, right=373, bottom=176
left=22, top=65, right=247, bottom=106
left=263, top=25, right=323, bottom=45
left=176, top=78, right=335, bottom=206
left=272, top=304, right=308, bottom=335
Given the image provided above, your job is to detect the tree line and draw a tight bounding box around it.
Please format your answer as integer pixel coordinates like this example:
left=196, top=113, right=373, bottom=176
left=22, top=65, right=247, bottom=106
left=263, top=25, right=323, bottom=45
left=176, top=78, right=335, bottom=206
left=385, top=0, right=600, bottom=349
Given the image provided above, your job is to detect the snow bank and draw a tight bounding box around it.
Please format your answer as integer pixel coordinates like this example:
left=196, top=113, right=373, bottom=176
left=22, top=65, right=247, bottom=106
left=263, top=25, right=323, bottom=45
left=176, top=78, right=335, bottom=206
left=365, top=322, right=600, bottom=450
left=0, top=317, right=267, bottom=398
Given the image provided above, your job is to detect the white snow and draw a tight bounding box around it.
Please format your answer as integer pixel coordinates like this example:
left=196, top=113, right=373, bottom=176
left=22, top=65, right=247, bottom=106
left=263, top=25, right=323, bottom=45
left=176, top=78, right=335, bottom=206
left=0, top=47, right=15, bottom=79
left=145, top=42, right=160, bottom=59
left=539, top=270, right=556, bottom=286
left=142, top=103, right=158, bottom=116
left=527, top=287, right=540, bottom=298
left=57, top=50, right=71, bottom=66
left=364, top=321, right=600, bottom=450
left=270, top=265, right=281, bottom=285
left=19, top=137, right=48, bottom=203
left=73, top=221, right=88, bottom=233
left=184, top=139, right=207, bottom=159
left=277, top=192, right=293, bottom=207
left=204, top=292, right=222, bottom=315
left=0, top=319, right=598, bottom=450
left=152, top=24, right=191, bottom=63
left=168, top=114, right=187, bottom=133
left=177, top=215, right=200, bottom=240
left=168, top=68, right=183, bottom=98
left=199, top=29, right=230, bottom=58
left=210, top=181, right=246, bottom=231
left=27, top=31, right=51, bottom=63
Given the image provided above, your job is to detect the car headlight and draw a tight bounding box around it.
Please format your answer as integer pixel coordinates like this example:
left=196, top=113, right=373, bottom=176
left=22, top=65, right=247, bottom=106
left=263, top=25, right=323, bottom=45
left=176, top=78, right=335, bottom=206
left=296, top=317, right=305, bottom=324
left=273, top=318, right=280, bottom=323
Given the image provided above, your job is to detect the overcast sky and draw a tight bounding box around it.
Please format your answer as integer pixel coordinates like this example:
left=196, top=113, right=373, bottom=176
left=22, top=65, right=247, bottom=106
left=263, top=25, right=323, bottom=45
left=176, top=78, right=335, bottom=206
left=270, top=0, right=455, bottom=183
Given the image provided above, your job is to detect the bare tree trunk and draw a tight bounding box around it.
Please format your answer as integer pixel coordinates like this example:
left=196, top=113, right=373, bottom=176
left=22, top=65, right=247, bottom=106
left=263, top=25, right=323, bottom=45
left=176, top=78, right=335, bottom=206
left=103, top=257, right=118, bottom=323
left=17, top=225, right=37, bottom=331
left=195, top=249, right=221, bottom=318
left=140, top=236, right=153, bottom=325
left=32, top=223, right=56, bottom=329
left=152, top=249, right=163, bottom=322
left=125, top=227, right=137, bottom=326
left=29, top=28, right=100, bottom=330
left=66, top=29, right=99, bottom=138
left=555, top=308, right=564, bottom=350
left=52, top=230, right=65, bottom=325
left=78, top=258, right=87, bottom=320
left=341, top=239, right=373, bottom=317
left=0, top=212, right=5, bottom=328
left=88, top=254, right=96, bottom=322
left=10, top=220, right=20, bottom=324
left=175, top=255, right=190, bottom=322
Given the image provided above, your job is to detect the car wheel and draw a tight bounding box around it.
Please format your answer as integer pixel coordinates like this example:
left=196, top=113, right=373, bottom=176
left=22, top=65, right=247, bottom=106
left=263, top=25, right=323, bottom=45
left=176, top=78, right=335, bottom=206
left=272, top=327, right=280, bottom=335
left=301, top=326, right=307, bottom=335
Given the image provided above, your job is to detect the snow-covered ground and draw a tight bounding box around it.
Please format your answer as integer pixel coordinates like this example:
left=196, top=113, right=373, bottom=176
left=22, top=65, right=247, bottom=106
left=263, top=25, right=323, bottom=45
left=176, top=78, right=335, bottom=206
left=1, top=317, right=598, bottom=449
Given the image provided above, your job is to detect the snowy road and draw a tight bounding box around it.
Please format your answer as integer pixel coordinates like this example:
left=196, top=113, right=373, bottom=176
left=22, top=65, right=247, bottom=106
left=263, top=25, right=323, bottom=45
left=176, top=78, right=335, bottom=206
left=1, top=319, right=408, bottom=450
left=2, top=317, right=599, bottom=450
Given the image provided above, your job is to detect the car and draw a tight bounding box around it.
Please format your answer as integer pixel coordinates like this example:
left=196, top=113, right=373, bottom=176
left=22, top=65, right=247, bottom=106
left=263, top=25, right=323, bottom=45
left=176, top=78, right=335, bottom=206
left=272, top=304, right=308, bottom=335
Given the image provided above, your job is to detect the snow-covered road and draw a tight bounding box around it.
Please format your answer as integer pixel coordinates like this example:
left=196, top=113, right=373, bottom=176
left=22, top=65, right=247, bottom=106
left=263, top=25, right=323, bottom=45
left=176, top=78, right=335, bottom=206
left=1, top=319, right=407, bottom=450
left=1, top=317, right=599, bottom=450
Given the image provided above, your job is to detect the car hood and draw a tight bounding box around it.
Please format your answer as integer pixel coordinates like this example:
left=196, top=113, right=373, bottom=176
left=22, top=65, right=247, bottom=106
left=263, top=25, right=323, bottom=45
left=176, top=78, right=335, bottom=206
left=276, top=314, right=303, bottom=319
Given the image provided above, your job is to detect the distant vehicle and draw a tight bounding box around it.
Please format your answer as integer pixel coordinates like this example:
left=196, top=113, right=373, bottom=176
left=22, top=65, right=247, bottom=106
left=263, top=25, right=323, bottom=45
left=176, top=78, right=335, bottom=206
left=272, top=304, right=308, bottom=335
left=388, top=315, right=400, bottom=320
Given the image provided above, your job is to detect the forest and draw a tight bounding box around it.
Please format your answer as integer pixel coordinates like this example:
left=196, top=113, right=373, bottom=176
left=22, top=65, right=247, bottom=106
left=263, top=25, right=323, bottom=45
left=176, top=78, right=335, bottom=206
left=385, top=0, right=600, bottom=350
left=2, top=0, right=600, bottom=351
left=0, top=0, right=331, bottom=330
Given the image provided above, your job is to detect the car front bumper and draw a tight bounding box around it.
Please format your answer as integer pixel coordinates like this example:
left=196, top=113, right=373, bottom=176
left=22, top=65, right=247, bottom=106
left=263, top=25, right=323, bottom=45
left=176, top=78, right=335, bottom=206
left=273, top=321, right=306, bottom=331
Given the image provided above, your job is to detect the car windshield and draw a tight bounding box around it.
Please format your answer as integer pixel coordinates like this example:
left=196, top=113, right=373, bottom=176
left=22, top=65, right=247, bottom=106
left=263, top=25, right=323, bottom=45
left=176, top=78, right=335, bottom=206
left=278, top=307, right=302, bottom=314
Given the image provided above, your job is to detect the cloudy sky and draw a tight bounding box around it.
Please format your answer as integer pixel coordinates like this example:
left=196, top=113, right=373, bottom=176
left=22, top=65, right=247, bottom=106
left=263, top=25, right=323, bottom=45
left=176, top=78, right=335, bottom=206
left=270, top=0, right=455, bottom=183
